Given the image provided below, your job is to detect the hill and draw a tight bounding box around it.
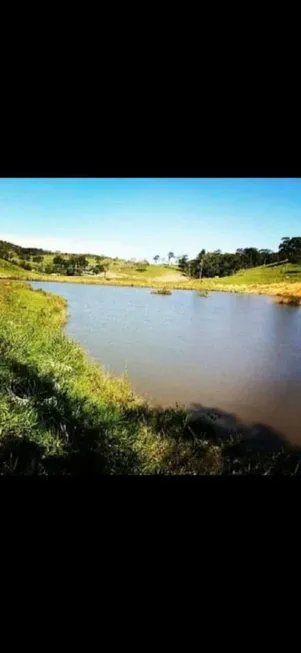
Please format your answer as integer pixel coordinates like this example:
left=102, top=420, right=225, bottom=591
left=0, top=238, right=180, bottom=282
left=0, top=258, right=41, bottom=279
left=1, top=239, right=301, bottom=299
left=0, top=239, right=52, bottom=258
left=204, top=263, right=301, bottom=286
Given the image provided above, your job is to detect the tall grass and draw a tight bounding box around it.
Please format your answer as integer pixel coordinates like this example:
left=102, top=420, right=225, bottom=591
left=273, top=295, right=301, bottom=306
left=150, top=288, right=172, bottom=295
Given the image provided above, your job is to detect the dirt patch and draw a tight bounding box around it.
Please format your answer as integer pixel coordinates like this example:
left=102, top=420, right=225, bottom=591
left=153, top=272, right=187, bottom=282
left=104, top=272, right=129, bottom=279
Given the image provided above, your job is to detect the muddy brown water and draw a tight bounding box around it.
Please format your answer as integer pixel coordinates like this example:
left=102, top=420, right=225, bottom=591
left=32, top=282, right=301, bottom=448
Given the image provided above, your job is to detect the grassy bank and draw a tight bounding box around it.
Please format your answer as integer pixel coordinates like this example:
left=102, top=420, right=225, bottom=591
left=1, top=281, right=301, bottom=475
left=0, top=281, right=222, bottom=474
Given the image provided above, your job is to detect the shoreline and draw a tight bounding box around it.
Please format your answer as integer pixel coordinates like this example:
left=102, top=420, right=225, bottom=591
left=0, top=274, right=301, bottom=307
left=1, top=273, right=301, bottom=303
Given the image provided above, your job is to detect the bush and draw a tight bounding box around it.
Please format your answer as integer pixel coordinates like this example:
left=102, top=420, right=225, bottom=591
left=20, top=262, right=32, bottom=271
left=45, top=264, right=55, bottom=274
left=93, top=264, right=104, bottom=275
left=53, top=255, right=65, bottom=266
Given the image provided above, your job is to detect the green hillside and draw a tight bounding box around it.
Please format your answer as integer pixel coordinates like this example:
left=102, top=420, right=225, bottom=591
left=1, top=235, right=301, bottom=299
left=206, top=263, right=301, bottom=286
left=2, top=255, right=301, bottom=301
left=0, top=258, right=40, bottom=279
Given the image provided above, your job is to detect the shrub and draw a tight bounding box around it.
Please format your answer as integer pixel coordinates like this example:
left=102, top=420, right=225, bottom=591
left=45, top=264, right=55, bottom=274
left=20, top=262, right=32, bottom=271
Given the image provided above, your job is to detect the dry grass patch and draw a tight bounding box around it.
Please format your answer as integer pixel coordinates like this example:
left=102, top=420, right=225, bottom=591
left=274, top=295, right=301, bottom=306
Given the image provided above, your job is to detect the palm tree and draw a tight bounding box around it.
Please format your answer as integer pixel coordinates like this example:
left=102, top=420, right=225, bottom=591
left=153, top=255, right=160, bottom=264
left=168, top=251, right=175, bottom=265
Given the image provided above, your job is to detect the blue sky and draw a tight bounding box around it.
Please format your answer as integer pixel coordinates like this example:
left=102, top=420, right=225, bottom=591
left=0, top=178, right=300, bottom=260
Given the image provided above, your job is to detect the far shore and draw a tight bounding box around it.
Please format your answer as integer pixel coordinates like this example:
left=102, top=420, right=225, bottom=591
left=2, top=272, right=301, bottom=301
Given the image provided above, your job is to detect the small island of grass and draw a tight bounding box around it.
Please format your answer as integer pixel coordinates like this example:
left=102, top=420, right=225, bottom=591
left=150, top=288, right=172, bottom=295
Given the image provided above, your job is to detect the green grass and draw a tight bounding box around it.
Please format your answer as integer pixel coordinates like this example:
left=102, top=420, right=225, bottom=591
left=0, top=258, right=41, bottom=279
left=208, top=263, right=301, bottom=286
left=133, top=264, right=178, bottom=278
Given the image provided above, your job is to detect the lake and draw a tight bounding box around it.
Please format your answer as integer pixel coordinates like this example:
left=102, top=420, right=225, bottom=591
left=31, top=282, right=301, bottom=446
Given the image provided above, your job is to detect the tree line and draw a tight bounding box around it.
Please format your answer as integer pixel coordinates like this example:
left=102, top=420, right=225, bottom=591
left=0, top=242, right=111, bottom=277
left=0, top=240, right=51, bottom=259
left=44, top=255, right=110, bottom=277
left=154, top=238, right=301, bottom=279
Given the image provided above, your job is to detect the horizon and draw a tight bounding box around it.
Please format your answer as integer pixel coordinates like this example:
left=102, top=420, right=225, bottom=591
left=1, top=178, right=301, bottom=260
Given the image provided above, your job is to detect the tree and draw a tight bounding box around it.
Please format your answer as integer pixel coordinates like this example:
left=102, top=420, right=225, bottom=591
left=66, top=267, right=75, bottom=276
left=153, top=255, right=160, bottom=264
left=76, top=255, right=88, bottom=269
left=241, top=248, right=260, bottom=268
left=168, top=251, right=175, bottom=265
left=178, top=255, right=189, bottom=274
left=67, top=256, right=78, bottom=275
left=93, top=264, right=103, bottom=275
left=279, top=237, right=301, bottom=263
left=20, top=252, right=31, bottom=262
left=259, top=249, right=273, bottom=266
left=20, top=261, right=32, bottom=271
left=195, top=249, right=206, bottom=278
left=188, top=250, right=205, bottom=278
left=102, top=263, right=109, bottom=279
left=45, top=264, right=55, bottom=274
left=278, top=237, right=291, bottom=261
left=92, top=262, right=109, bottom=278
left=53, top=255, right=65, bottom=266
left=33, top=255, right=44, bottom=263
